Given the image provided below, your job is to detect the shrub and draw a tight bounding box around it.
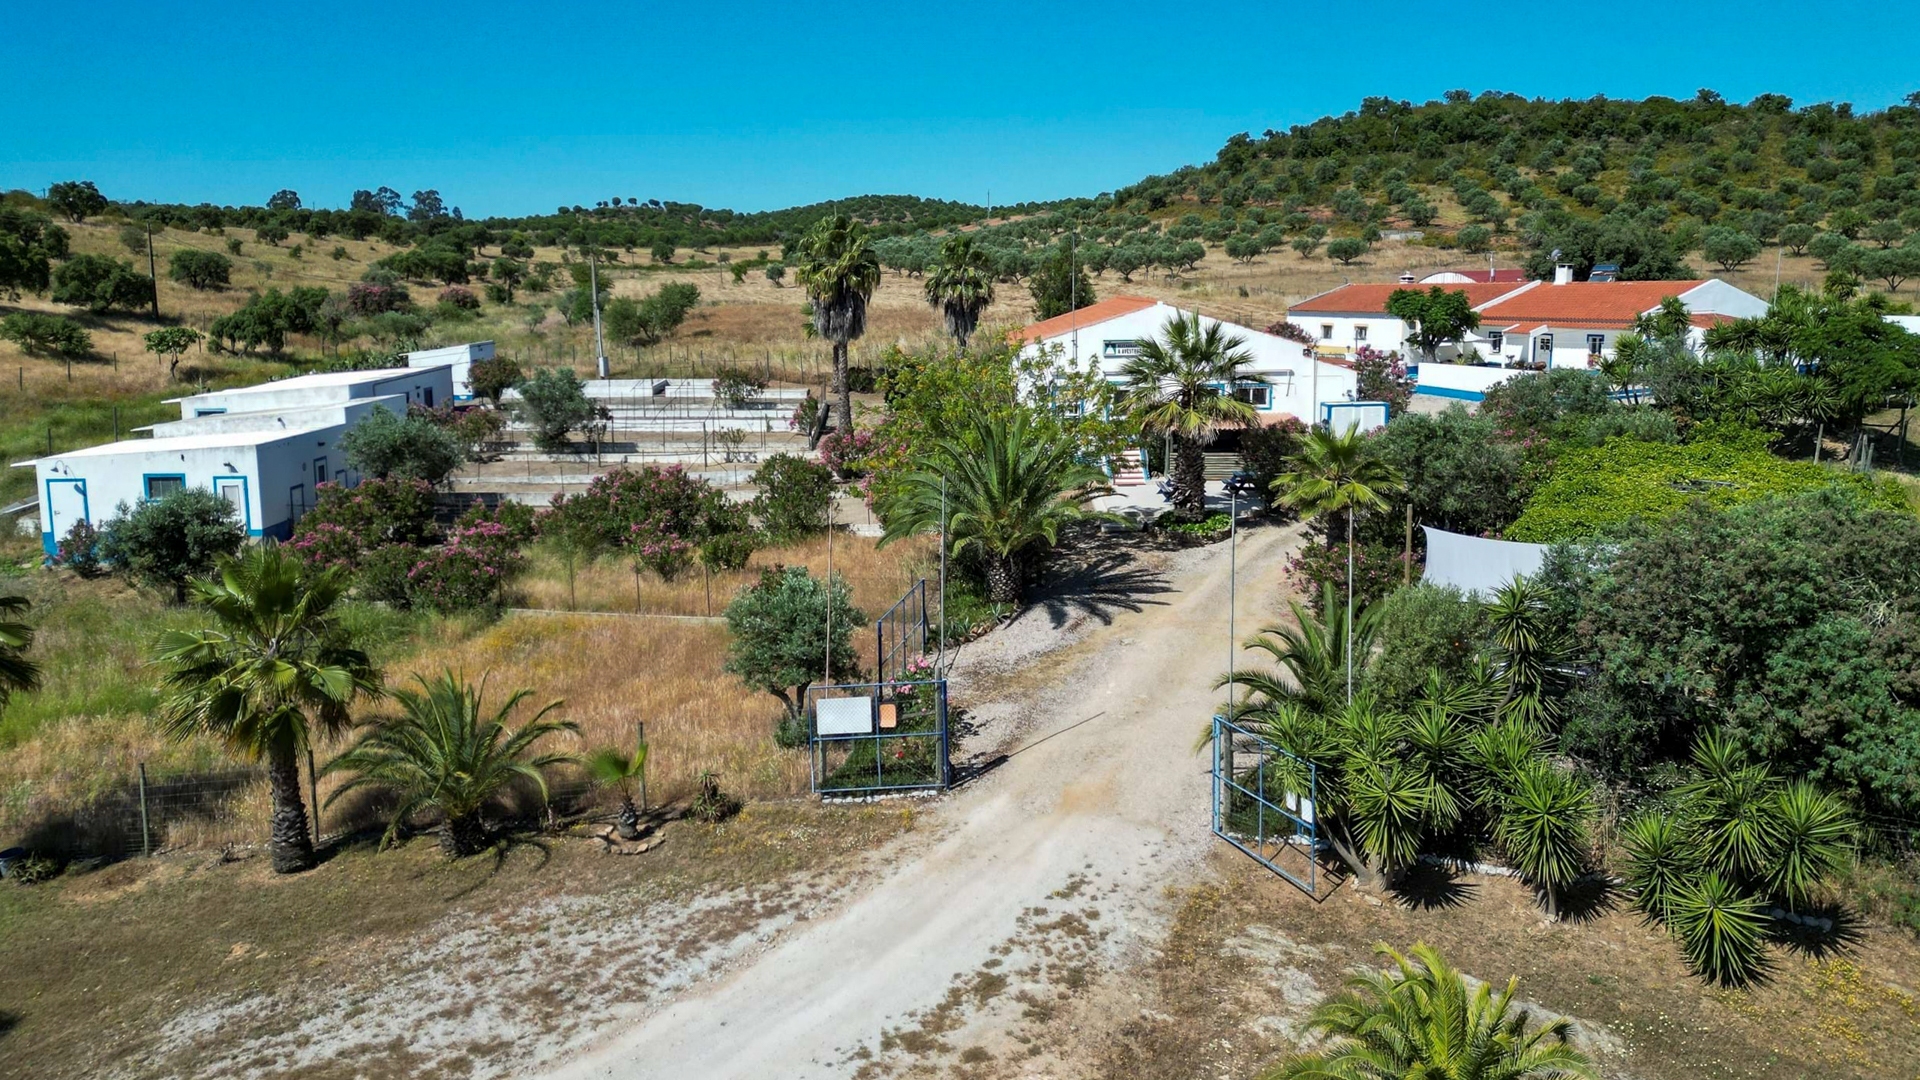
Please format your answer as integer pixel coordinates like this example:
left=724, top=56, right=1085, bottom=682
left=406, top=516, right=523, bottom=611
left=345, top=281, right=413, bottom=315
left=56, top=519, right=103, bottom=577
left=723, top=565, right=864, bottom=719
left=1286, top=538, right=1406, bottom=617
left=512, top=367, right=603, bottom=451
left=688, top=769, right=740, bottom=823
left=356, top=543, right=422, bottom=605
left=287, top=477, right=439, bottom=574
left=711, top=369, right=766, bottom=409
left=167, top=249, right=232, bottom=290
left=817, top=428, right=876, bottom=477
left=1236, top=417, right=1308, bottom=509
left=1156, top=510, right=1230, bottom=542
left=438, top=285, right=480, bottom=310
left=1352, top=345, right=1413, bottom=416
left=339, top=405, right=466, bottom=485
left=699, top=529, right=758, bottom=571
left=541, top=463, right=729, bottom=550
left=468, top=356, right=524, bottom=404
left=751, top=453, right=835, bottom=540
left=97, top=489, right=246, bottom=602
left=0, top=312, right=91, bottom=357
left=1370, top=583, right=1488, bottom=707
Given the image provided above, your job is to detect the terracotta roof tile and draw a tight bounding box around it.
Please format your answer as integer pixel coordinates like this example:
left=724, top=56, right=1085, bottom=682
left=1014, top=295, right=1161, bottom=343
left=1288, top=282, right=1530, bottom=315
left=1475, top=280, right=1711, bottom=329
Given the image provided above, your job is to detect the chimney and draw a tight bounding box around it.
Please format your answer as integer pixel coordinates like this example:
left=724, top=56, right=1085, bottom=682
left=1397, top=271, right=1415, bottom=284
left=1553, top=263, right=1574, bottom=286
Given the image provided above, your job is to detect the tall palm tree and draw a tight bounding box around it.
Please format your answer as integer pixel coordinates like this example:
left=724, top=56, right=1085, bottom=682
left=1122, top=312, right=1264, bottom=519
left=878, top=410, right=1114, bottom=605
left=153, top=544, right=380, bottom=873
left=793, top=213, right=881, bottom=450
left=923, top=234, right=995, bottom=349
left=1274, top=427, right=1405, bottom=703
left=0, top=594, right=43, bottom=711
left=326, top=670, right=576, bottom=856
left=1267, top=942, right=1595, bottom=1080
left=1218, top=584, right=1379, bottom=720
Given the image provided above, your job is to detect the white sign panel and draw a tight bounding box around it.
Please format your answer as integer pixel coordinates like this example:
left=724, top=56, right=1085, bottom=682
left=815, top=696, right=875, bottom=736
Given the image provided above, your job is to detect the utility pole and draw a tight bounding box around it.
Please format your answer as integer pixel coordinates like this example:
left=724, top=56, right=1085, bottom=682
left=145, top=222, right=160, bottom=319
left=589, top=251, right=609, bottom=379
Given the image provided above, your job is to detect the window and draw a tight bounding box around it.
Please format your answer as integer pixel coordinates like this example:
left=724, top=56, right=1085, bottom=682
left=1538, top=334, right=1554, bottom=354
left=144, top=475, right=185, bottom=500
left=1320, top=324, right=1335, bottom=340
left=1488, top=331, right=1504, bottom=352
left=1587, top=334, right=1605, bottom=355
left=1232, top=385, right=1272, bottom=408
left=1353, top=325, right=1368, bottom=343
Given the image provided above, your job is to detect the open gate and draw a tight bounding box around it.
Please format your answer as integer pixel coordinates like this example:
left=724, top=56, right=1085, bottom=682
left=1211, top=715, right=1324, bottom=896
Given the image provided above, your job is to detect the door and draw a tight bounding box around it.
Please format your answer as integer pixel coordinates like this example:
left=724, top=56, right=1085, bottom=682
left=288, top=484, right=307, bottom=526
left=45, top=479, right=87, bottom=544
left=215, top=478, right=250, bottom=532
left=423, top=387, right=434, bottom=408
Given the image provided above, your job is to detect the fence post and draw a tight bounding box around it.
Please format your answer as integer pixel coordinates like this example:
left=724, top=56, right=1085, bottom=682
left=308, top=748, right=320, bottom=845
left=137, top=762, right=152, bottom=857
left=636, top=721, right=647, bottom=814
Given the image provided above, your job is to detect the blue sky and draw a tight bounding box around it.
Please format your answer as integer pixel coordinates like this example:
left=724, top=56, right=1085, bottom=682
left=7, top=0, right=1917, bottom=218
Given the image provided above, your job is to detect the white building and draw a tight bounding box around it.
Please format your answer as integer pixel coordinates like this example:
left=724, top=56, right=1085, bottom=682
left=407, top=341, right=495, bottom=401
left=171, top=364, right=454, bottom=419
left=141, top=396, right=407, bottom=439
left=15, top=422, right=352, bottom=555
left=1461, top=274, right=1769, bottom=370
left=1015, top=295, right=1361, bottom=425
left=1284, top=281, right=1532, bottom=362
left=1418, top=268, right=1529, bottom=285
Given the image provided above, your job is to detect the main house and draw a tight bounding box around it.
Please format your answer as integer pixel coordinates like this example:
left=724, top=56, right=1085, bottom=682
left=1015, top=295, right=1362, bottom=426
left=1285, top=281, right=1533, bottom=362
left=14, top=363, right=457, bottom=556
left=1464, top=273, right=1768, bottom=368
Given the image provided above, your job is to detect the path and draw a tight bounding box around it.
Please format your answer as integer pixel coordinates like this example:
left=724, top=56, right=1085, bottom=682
left=540, top=521, right=1304, bottom=1079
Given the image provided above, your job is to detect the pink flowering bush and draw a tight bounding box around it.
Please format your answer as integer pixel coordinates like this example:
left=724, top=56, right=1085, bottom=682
left=345, top=281, right=412, bottom=315
left=437, top=285, right=480, bottom=311
left=406, top=516, right=524, bottom=611
left=817, top=428, right=875, bottom=477
left=1285, top=538, right=1412, bottom=617
left=287, top=478, right=438, bottom=575
left=541, top=463, right=728, bottom=549
left=627, top=515, right=695, bottom=581
left=1352, top=345, right=1413, bottom=415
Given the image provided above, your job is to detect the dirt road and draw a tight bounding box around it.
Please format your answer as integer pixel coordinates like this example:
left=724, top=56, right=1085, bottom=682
left=541, top=521, right=1304, bottom=1079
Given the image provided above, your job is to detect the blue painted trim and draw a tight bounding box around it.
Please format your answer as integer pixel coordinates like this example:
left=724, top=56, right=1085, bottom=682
left=193, top=407, right=227, bottom=417
left=258, top=519, right=293, bottom=542
left=212, top=474, right=252, bottom=533
left=42, top=478, right=88, bottom=557
left=140, top=472, right=187, bottom=501
left=1413, top=385, right=1488, bottom=401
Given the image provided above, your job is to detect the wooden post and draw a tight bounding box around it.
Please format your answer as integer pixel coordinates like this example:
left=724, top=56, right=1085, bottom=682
left=635, top=721, right=648, bottom=813
left=146, top=222, right=160, bottom=320
left=137, top=763, right=152, bottom=857
left=1403, top=503, right=1413, bottom=585
left=308, top=748, right=321, bottom=845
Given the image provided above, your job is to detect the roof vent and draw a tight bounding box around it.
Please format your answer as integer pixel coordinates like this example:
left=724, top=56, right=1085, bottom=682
left=1397, top=272, right=1416, bottom=284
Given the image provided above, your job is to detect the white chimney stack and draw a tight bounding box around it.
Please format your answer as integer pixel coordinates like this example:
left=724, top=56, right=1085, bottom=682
left=1553, top=263, right=1574, bottom=286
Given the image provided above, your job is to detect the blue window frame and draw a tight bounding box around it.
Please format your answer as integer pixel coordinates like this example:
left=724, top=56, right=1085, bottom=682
left=212, top=475, right=253, bottom=534
left=142, top=473, right=187, bottom=500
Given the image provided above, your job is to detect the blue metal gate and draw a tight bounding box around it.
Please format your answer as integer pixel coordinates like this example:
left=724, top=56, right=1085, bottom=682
left=1211, top=715, right=1323, bottom=896
left=807, top=679, right=949, bottom=796
left=874, top=579, right=929, bottom=685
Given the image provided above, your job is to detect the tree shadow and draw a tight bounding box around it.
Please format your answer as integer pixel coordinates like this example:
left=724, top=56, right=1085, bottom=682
left=1390, top=861, right=1477, bottom=910
left=0, top=1011, right=17, bottom=1040
left=1545, top=875, right=1619, bottom=924
left=437, top=833, right=554, bottom=902
left=1768, top=903, right=1865, bottom=960
left=1021, top=549, right=1175, bottom=629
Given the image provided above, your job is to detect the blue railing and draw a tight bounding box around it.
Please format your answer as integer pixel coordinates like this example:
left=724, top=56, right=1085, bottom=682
left=1211, top=715, right=1322, bottom=896
left=808, top=680, right=949, bottom=796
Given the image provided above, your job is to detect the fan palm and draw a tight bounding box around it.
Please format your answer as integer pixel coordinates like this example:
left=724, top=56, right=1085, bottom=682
left=325, top=670, right=576, bottom=856
left=1122, top=312, right=1264, bottom=518
left=585, top=729, right=650, bottom=840
left=0, top=594, right=44, bottom=711
left=1267, top=941, right=1595, bottom=1080
left=877, top=410, right=1114, bottom=605
left=923, top=234, right=995, bottom=349
left=793, top=213, right=881, bottom=450
left=152, top=544, right=380, bottom=873
left=1274, top=427, right=1405, bottom=703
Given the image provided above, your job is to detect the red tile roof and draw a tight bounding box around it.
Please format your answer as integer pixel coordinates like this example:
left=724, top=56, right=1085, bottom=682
left=1475, top=281, right=1711, bottom=329
left=1289, top=282, right=1530, bottom=315
left=1014, top=295, right=1161, bottom=343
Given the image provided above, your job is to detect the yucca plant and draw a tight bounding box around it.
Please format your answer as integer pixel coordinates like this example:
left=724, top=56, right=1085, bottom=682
left=1467, top=719, right=1546, bottom=812
left=1401, top=705, right=1473, bottom=830
left=1343, top=757, right=1433, bottom=883
left=1267, top=941, right=1595, bottom=1080
left=585, top=730, right=650, bottom=840
left=1495, top=760, right=1595, bottom=920
left=1620, top=812, right=1691, bottom=922
left=1677, top=731, right=1782, bottom=884
left=325, top=670, right=576, bottom=856
left=1668, top=871, right=1770, bottom=988
left=1764, top=780, right=1853, bottom=910
left=1481, top=576, right=1568, bottom=726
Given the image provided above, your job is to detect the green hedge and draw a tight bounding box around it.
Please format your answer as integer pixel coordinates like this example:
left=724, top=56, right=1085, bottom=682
left=1506, top=438, right=1910, bottom=543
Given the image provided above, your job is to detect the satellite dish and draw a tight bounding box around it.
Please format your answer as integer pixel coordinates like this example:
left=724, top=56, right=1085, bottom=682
left=1550, top=248, right=1563, bottom=260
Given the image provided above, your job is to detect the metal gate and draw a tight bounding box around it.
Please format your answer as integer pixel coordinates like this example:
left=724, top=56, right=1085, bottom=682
left=874, top=579, right=929, bottom=685
left=807, top=679, right=949, bottom=796
left=1211, top=715, right=1323, bottom=896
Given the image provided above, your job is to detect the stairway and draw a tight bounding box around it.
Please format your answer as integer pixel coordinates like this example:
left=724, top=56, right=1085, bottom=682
left=1110, top=448, right=1148, bottom=487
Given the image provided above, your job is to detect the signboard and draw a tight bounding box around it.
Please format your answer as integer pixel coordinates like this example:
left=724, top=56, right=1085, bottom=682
left=815, top=695, right=875, bottom=736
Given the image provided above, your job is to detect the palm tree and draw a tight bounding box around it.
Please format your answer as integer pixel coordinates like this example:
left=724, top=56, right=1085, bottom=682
left=1273, top=427, right=1404, bottom=703
left=153, top=545, right=380, bottom=873
left=1267, top=942, right=1595, bottom=1080
left=586, top=729, right=650, bottom=840
left=325, top=670, right=576, bottom=856
left=1122, top=312, right=1264, bottom=519
left=0, top=594, right=44, bottom=711
left=793, top=213, right=881, bottom=450
left=878, top=410, right=1114, bottom=605
left=1219, top=584, right=1379, bottom=720
left=923, top=234, right=995, bottom=349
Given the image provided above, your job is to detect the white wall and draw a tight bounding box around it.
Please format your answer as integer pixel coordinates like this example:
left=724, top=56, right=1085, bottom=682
left=407, top=341, right=493, bottom=400
left=1414, top=363, right=1534, bottom=400
left=1023, top=301, right=1359, bottom=423
left=1293, top=313, right=1409, bottom=357
left=147, top=396, right=403, bottom=438
left=177, top=366, right=454, bottom=418
left=1679, top=280, right=1770, bottom=320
